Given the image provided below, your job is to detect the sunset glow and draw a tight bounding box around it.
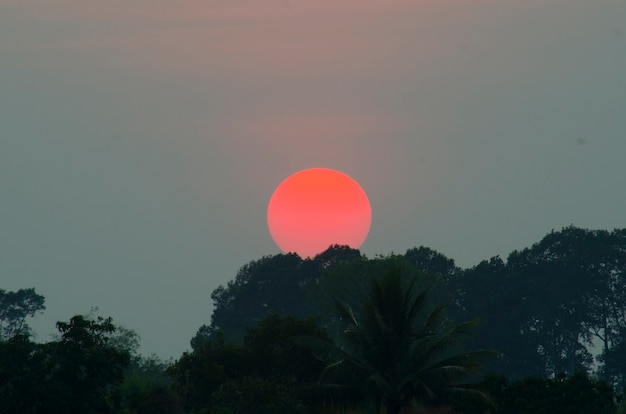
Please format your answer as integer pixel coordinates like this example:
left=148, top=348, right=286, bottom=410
left=267, top=168, right=372, bottom=258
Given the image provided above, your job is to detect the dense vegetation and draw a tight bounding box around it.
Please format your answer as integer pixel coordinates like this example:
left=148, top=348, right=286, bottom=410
left=1, top=226, right=625, bottom=413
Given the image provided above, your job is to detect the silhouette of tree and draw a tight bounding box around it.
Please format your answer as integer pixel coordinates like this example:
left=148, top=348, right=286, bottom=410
left=456, top=227, right=626, bottom=380
left=0, top=288, right=45, bottom=339
left=321, top=267, right=493, bottom=414
left=169, top=314, right=330, bottom=413
left=0, top=315, right=130, bottom=414
left=208, top=245, right=362, bottom=343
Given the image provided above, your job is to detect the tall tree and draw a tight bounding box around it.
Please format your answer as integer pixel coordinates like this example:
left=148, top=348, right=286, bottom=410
left=454, top=256, right=541, bottom=378
left=313, top=254, right=452, bottom=340
left=0, top=288, right=45, bottom=339
left=322, top=267, right=493, bottom=414
left=599, top=326, right=626, bottom=392
left=50, top=315, right=131, bottom=413
left=404, top=246, right=462, bottom=283
left=579, top=228, right=626, bottom=387
left=209, top=252, right=310, bottom=343
left=0, top=315, right=130, bottom=414
left=208, top=245, right=362, bottom=343
left=455, top=227, right=626, bottom=380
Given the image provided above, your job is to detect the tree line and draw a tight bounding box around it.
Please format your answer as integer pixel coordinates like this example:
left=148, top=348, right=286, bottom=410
left=1, top=226, right=624, bottom=413
left=205, top=226, right=626, bottom=388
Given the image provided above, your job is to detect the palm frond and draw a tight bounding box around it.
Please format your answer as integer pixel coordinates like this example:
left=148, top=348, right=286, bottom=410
left=321, top=266, right=495, bottom=414
left=422, top=318, right=482, bottom=360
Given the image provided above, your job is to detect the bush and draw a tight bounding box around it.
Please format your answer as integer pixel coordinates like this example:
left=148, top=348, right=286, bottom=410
left=210, top=376, right=309, bottom=414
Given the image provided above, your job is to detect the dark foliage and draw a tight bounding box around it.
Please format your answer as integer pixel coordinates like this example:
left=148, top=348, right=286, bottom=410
left=320, top=267, right=494, bottom=414
left=0, top=315, right=130, bottom=414
left=454, top=227, right=626, bottom=382
left=167, top=336, right=248, bottom=412
left=489, top=372, right=616, bottom=414
left=0, top=287, right=45, bottom=339
left=169, top=314, right=331, bottom=414
left=3, top=226, right=625, bottom=414
left=210, top=376, right=309, bottom=414
left=207, top=245, right=362, bottom=343
left=244, top=313, right=331, bottom=385
left=119, top=354, right=180, bottom=414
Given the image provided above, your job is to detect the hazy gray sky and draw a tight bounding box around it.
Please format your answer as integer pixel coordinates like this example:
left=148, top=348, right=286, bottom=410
left=2, top=0, right=625, bottom=358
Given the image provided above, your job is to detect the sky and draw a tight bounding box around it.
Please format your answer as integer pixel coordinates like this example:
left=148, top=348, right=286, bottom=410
left=2, top=0, right=625, bottom=358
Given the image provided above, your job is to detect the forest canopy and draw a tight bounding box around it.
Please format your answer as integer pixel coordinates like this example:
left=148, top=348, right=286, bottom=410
left=1, top=226, right=625, bottom=413
left=204, top=227, right=626, bottom=388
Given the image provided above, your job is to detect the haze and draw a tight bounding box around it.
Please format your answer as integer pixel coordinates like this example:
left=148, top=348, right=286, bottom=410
left=1, top=0, right=625, bottom=358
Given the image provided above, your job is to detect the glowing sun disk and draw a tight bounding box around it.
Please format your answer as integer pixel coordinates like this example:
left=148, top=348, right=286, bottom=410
left=267, top=168, right=372, bottom=258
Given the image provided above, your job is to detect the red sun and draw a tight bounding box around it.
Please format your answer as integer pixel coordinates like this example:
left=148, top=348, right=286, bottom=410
left=267, top=168, right=372, bottom=258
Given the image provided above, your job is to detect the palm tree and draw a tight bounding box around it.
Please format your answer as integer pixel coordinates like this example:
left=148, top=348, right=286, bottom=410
left=321, top=267, right=494, bottom=414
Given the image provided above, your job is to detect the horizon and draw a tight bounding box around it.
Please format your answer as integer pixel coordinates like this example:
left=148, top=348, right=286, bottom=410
left=2, top=0, right=625, bottom=358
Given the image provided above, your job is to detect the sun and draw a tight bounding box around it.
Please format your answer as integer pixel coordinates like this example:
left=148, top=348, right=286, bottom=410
left=267, top=168, right=372, bottom=258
